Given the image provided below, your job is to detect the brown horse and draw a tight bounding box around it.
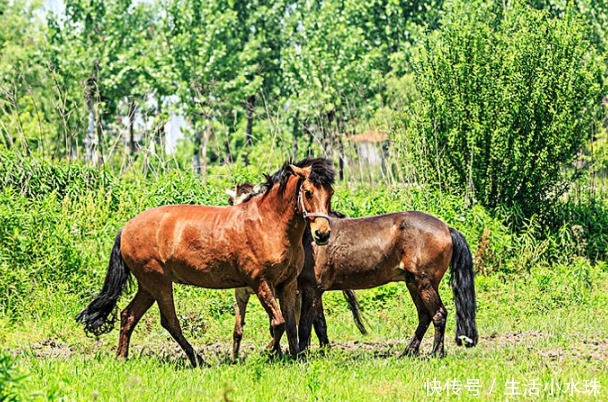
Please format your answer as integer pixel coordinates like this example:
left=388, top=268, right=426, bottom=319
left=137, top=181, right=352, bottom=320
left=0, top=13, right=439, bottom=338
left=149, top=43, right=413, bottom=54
left=75, top=158, right=335, bottom=367
left=232, top=184, right=478, bottom=356
left=226, top=183, right=367, bottom=360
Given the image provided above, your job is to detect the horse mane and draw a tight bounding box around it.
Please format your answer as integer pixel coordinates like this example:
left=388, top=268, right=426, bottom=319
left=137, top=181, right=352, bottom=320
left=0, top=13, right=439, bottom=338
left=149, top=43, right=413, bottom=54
left=330, top=210, right=346, bottom=218
left=234, top=182, right=260, bottom=204
left=262, top=157, right=335, bottom=193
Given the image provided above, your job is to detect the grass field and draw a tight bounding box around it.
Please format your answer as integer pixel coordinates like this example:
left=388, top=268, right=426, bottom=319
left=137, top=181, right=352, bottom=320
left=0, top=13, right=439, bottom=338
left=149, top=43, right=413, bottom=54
left=2, top=263, right=606, bottom=401
left=0, top=156, right=606, bottom=401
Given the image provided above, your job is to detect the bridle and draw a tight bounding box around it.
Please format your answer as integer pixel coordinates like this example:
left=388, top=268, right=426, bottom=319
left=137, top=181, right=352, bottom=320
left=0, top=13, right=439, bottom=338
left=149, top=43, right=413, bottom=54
left=297, top=183, right=331, bottom=223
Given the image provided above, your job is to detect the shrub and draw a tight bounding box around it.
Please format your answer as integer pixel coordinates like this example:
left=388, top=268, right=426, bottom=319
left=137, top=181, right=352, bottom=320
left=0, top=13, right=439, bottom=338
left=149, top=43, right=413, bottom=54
left=405, top=0, right=606, bottom=218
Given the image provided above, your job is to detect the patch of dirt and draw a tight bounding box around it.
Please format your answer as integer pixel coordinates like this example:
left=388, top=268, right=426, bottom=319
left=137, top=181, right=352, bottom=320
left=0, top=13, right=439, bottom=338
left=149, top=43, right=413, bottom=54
left=482, top=330, right=550, bottom=347
left=10, top=337, right=72, bottom=359
left=483, top=330, right=608, bottom=362
left=9, top=331, right=607, bottom=364
left=538, top=339, right=608, bottom=362
left=331, top=339, right=409, bottom=358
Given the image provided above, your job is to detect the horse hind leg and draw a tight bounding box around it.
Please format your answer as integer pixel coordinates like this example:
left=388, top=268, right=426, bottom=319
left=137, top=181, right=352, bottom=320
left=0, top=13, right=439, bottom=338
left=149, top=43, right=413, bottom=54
left=233, top=287, right=252, bottom=360
left=402, top=277, right=432, bottom=357
left=117, top=283, right=155, bottom=360
left=298, top=287, right=317, bottom=353
left=416, top=277, right=448, bottom=357
left=276, top=278, right=300, bottom=357
left=155, top=284, right=205, bottom=367
left=312, top=297, right=329, bottom=349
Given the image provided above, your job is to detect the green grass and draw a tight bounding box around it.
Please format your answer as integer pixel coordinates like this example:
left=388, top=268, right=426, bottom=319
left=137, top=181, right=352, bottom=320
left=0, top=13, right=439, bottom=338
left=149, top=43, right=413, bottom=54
left=0, top=152, right=607, bottom=400
left=2, top=267, right=607, bottom=401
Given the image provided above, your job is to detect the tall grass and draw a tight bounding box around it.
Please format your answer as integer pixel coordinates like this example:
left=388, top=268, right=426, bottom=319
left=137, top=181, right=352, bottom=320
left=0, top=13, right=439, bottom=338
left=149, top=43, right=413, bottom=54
left=0, top=149, right=605, bottom=324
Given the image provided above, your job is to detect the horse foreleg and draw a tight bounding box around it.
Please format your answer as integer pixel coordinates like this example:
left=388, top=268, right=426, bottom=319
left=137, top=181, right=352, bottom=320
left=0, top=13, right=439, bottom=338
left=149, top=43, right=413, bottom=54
left=232, top=287, right=251, bottom=360
left=254, top=280, right=285, bottom=356
left=156, top=284, right=205, bottom=367
left=402, top=279, right=432, bottom=357
left=277, top=279, right=300, bottom=358
left=295, top=291, right=302, bottom=330
left=117, top=284, right=155, bottom=360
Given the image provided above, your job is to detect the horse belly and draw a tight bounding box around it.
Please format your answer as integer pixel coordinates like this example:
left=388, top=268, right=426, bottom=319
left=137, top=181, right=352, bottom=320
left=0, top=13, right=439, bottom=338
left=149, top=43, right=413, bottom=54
left=170, top=261, right=246, bottom=289
left=327, top=256, right=403, bottom=290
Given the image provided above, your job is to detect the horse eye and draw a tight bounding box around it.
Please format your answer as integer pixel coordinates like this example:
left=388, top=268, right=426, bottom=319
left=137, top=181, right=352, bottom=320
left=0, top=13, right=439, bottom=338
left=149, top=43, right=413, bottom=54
left=305, top=190, right=313, bottom=199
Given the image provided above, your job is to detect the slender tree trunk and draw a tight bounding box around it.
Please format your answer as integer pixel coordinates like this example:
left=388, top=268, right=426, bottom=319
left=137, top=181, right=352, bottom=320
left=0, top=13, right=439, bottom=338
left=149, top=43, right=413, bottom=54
left=292, top=111, right=300, bottom=160
left=155, top=99, right=165, bottom=151
left=245, top=95, right=255, bottom=146
left=85, top=70, right=98, bottom=164
left=193, top=125, right=202, bottom=175
left=305, top=124, right=314, bottom=156
left=224, top=109, right=234, bottom=164
left=85, top=86, right=96, bottom=163
left=336, top=109, right=344, bottom=181
left=337, top=137, right=345, bottom=181
left=201, top=117, right=211, bottom=183
left=128, top=100, right=136, bottom=155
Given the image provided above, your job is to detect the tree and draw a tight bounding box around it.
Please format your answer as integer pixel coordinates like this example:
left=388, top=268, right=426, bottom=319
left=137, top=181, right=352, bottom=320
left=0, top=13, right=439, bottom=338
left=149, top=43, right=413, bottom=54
left=409, top=0, right=606, bottom=217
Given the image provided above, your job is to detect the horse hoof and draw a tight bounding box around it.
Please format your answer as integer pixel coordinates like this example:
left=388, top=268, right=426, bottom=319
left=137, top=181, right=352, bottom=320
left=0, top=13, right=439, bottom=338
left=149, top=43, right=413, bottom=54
left=400, top=348, right=420, bottom=358
left=430, top=350, right=446, bottom=359
left=193, top=354, right=209, bottom=368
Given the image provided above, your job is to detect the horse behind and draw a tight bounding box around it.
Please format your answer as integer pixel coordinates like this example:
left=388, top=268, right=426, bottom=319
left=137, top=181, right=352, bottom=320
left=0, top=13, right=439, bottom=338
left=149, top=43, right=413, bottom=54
left=227, top=183, right=367, bottom=360
left=233, top=184, right=478, bottom=356
left=75, top=158, right=335, bottom=367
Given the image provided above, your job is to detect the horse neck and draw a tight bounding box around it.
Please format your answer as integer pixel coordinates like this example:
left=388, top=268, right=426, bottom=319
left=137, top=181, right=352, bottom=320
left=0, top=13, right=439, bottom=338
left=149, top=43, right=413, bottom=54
left=255, top=175, right=306, bottom=243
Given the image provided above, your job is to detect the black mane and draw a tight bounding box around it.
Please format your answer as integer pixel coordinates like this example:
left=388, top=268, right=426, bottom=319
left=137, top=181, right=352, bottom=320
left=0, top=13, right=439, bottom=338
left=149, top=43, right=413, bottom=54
left=262, top=157, right=335, bottom=193
left=231, top=182, right=259, bottom=205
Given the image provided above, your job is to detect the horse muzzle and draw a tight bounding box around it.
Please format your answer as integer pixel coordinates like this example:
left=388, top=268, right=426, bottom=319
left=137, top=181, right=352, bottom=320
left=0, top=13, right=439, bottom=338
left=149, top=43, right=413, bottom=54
left=312, top=226, right=331, bottom=245
left=313, top=231, right=331, bottom=245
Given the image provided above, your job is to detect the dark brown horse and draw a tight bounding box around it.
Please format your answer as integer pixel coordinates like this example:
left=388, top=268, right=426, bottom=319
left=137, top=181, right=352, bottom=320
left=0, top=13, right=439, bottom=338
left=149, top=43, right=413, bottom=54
left=232, top=184, right=478, bottom=356
left=226, top=183, right=367, bottom=360
left=76, top=158, right=335, bottom=366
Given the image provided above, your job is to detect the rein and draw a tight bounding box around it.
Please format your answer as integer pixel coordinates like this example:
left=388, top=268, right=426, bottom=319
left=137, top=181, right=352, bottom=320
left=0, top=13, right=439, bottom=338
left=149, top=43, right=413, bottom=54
left=297, top=185, right=331, bottom=223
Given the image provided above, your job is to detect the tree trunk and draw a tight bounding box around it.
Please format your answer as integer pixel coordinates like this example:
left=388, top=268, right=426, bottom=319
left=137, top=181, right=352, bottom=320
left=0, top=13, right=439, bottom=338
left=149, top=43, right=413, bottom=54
left=292, top=111, right=300, bottom=160
left=201, top=118, right=211, bottom=183
left=128, top=100, right=136, bottom=155
left=337, top=137, right=345, bottom=181
left=193, top=126, right=202, bottom=175
left=83, top=61, right=105, bottom=164
left=224, top=109, right=234, bottom=164
left=245, top=95, right=255, bottom=147
left=155, top=99, right=165, bottom=152
left=85, top=74, right=97, bottom=164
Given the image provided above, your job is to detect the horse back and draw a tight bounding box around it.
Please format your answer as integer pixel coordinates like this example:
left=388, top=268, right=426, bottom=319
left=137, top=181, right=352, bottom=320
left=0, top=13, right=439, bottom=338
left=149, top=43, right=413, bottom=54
left=120, top=205, right=250, bottom=288
left=305, top=212, right=452, bottom=290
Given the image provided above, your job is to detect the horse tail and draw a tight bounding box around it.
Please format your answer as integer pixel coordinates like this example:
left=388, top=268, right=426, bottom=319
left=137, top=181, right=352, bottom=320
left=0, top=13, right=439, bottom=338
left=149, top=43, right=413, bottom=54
left=449, top=227, right=478, bottom=347
left=75, top=229, right=131, bottom=337
left=342, top=290, right=368, bottom=335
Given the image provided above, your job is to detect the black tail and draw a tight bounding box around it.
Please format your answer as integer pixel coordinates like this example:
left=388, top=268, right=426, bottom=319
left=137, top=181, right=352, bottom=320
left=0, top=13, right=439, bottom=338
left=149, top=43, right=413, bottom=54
left=75, top=230, right=130, bottom=337
left=449, top=227, right=478, bottom=347
left=342, top=290, right=368, bottom=335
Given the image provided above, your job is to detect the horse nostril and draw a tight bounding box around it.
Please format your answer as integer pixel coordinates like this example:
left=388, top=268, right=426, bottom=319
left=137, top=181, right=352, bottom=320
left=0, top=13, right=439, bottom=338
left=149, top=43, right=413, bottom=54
left=315, top=230, right=330, bottom=242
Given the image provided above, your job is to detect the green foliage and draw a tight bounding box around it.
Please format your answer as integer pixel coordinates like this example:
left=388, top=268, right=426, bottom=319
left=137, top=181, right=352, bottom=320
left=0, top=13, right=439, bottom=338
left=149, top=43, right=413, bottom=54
left=0, top=151, right=113, bottom=200
left=406, top=0, right=606, bottom=218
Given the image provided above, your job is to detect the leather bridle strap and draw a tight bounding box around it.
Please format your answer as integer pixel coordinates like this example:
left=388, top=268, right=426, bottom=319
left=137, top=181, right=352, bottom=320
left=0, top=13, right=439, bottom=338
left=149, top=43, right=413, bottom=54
left=297, top=186, right=331, bottom=223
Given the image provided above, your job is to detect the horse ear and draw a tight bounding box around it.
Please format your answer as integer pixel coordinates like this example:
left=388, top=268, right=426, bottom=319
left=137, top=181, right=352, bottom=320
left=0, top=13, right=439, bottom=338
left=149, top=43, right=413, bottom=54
left=290, top=164, right=312, bottom=177
left=225, top=188, right=237, bottom=198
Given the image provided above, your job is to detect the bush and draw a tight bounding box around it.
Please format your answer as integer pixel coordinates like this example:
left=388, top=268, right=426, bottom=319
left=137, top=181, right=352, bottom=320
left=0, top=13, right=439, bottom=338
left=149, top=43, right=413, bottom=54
left=404, top=0, right=606, bottom=218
